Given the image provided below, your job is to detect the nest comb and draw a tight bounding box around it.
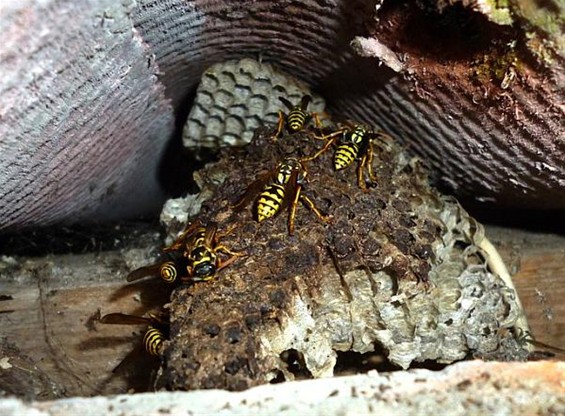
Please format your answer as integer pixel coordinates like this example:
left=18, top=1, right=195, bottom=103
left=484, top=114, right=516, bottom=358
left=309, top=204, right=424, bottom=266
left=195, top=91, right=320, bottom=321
left=159, top=122, right=528, bottom=390
left=182, top=58, right=325, bottom=150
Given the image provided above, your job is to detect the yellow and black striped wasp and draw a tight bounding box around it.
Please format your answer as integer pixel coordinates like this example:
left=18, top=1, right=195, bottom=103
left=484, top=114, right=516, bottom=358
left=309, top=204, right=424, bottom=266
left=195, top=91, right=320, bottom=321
left=162, top=220, right=245, bottom=282
left=99, top=311, right=169, bottom=357
left=126, top=256, right=189, bottom=285
left=305, top=123, right=386, bottom=190
left=273, top=95, right=322, bottom=140
left=234, top=157, right=331, bottom=235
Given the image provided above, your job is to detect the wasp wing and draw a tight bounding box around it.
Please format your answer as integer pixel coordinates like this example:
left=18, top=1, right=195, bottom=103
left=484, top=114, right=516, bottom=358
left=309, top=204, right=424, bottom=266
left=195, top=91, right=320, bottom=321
left=278, top=96, right=294, bottom=110
left=233, top=169, right=275, bottom=211
left=202, top=222, right=218, bottom=247
left=110, top=343, right=159, bottom=379
left=126, top=264, right=162, bottom=282
left=278, top=167, right=302, bottom=216
left=371, top=130, right=396, bottom=153
left=100, top=313, right=152, bottom=326
left=300, top=94, right=312, bottom=111
left=162, top=219, right=203, bottom=253
left=527, top=339, right=565, bottom=356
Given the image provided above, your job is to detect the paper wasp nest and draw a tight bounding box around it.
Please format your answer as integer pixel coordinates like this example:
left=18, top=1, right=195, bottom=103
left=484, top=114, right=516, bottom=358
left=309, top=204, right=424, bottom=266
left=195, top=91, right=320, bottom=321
left=182, top=58, right=325, bottom=150
left=159, top=120, right=527, bottom=391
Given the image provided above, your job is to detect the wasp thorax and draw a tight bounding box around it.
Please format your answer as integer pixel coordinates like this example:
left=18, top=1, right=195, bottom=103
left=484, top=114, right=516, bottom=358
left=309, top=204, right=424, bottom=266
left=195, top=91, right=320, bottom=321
left=349, top=127, right=367, bottom=144
left=275, top=159, right=301, bottom=184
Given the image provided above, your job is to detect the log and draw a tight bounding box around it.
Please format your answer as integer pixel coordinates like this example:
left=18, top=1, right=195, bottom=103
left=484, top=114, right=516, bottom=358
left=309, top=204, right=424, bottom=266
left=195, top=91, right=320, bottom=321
left=0, top=0, right=563, bottom=231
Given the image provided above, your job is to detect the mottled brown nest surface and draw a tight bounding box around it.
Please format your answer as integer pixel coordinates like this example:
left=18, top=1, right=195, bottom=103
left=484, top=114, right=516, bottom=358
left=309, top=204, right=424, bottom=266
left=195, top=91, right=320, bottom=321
left=158, top=124, right=523, bottom=391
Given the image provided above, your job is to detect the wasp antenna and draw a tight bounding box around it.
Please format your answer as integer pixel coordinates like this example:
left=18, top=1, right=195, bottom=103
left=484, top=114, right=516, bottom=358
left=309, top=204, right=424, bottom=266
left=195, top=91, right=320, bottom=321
left=100, top=313, right=152, bottom=325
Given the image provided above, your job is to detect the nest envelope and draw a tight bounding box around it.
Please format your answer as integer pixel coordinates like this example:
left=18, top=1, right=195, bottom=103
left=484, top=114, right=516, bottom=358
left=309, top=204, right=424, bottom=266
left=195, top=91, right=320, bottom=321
left=157, top=124, right=526, bottom=391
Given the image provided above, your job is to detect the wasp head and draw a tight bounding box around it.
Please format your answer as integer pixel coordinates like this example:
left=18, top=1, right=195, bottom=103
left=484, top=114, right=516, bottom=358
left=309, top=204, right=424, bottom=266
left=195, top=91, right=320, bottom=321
left=188, top=247, right=218, bottom=280
left=347, top=125, right=369, bottom=145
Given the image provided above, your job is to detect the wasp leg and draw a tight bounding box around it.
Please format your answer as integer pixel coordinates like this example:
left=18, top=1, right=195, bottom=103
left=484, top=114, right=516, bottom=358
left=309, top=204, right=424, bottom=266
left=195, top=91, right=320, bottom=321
left=216, top=254, right=242, bottom=273
left=324, top=128, right=347, bottom=140
left=357, top=155, right=368, bottom=191
left=312, top=112, right=323, bottom=129
left=214, top=223, right=239, bottom=241
left=302, top=136, right=337, bottom=162
left=273, top=111, right=285, bottom=140
left=311, top=112, right=325, bottom=137
left=358, top=146, right=377, bottom=191
left=302, top=128, right=347, bottom=162
left=287, top=184, right=303, bottom=236
left=300, top=194, right=332, bottom=224
left=365, top=143, right=378, bottom=184
left=215, top=244, right=247, bottom=258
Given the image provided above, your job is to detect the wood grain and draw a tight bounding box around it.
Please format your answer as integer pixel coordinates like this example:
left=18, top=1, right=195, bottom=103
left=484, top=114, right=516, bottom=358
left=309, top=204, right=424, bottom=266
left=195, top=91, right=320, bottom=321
left=0, top=0, right=173, bottom=230
left=0, top=225, right=562, bottom=397
left=0, top=0, right=563, bottom=230
left=488, top=226, right=565, bottom=349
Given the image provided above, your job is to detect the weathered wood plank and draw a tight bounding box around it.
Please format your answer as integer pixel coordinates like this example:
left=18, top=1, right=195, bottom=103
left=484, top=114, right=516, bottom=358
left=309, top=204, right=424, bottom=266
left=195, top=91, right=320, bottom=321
left=0, top=225, right=563, bottom=397
left=1, top=0, right=563, bottom=232
left=485, top=226, right=565, bottom=349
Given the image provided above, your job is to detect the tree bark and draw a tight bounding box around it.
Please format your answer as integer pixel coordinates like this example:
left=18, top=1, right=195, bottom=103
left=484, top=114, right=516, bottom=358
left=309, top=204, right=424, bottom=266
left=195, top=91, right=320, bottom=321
left=0, top=0, right=563, bottom=231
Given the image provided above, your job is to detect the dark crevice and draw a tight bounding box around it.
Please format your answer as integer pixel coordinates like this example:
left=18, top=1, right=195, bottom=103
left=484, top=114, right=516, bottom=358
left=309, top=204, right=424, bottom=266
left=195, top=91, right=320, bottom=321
left=334, top=348, right=449, bottom=375
left=280, top=348, right=312, bottom=379
left=0, top=221, right=162, bottom=256
left=463, top=205, right=565, bottom=235
left=374, top=0, right=517, bottom=62
left=157, top=87, right=210, bottom=198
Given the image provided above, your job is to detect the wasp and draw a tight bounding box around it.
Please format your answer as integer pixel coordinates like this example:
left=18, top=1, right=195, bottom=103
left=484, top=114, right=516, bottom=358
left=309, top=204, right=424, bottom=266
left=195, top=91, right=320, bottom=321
left=273, top=95, right=322, bottom=139
left=305, top=124, right=384, bottom=190
left=162, top=220, right=244, bottom=282
left=99, top=312, right=168, bottom=356
left=234, top=157, right=330, bottom=235
left=126, top=256, right=189, bottom=284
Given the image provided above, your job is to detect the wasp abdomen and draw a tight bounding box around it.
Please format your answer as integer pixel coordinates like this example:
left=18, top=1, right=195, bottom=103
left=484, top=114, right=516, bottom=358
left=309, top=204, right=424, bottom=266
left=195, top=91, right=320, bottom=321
left=159, top=261, right=178, bottom=283
left=287, top=109, right=307, bottom=132
left=143, top=327, right=165, bottom=356
left=257, top=184, right=285, bottom=221
left=334, top=144, right=359, bottom=171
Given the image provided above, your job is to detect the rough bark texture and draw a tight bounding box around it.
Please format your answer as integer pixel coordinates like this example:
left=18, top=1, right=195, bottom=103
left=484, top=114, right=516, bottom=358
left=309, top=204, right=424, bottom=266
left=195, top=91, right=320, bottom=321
left=0, top=0, right=173, bottom=230
left=0, top=0, right=563, bottom=231
left=350, top=1, right=565, bottom=209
